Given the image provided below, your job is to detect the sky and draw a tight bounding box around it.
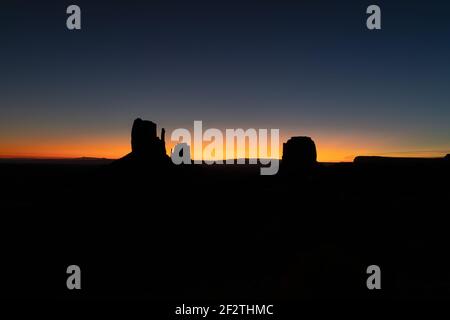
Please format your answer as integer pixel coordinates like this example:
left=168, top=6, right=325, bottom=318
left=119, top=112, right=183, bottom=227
left=1, top=0, right=449, bottom=161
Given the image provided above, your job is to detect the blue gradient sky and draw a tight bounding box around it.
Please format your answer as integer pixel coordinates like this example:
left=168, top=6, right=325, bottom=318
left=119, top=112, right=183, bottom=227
left=1, top=0, right=449, bottom=161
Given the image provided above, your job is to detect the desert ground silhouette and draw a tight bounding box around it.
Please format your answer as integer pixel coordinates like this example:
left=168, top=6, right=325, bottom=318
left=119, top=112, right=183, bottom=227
left=1, top=118, right=449, bottom=300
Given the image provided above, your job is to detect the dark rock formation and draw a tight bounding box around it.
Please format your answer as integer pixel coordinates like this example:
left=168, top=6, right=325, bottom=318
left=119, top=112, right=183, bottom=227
left=114, top=118, right=170, bottom=166
left=130, top=118, right=166, bottom=158
left=282, top=136, right=317, bottom=169
left=131, top=118, right=157, bottom=154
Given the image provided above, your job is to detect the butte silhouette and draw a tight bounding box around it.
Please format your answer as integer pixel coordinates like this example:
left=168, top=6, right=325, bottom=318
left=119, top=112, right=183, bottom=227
left=281, top=136, right=317, bottom=174
left=113, top=118, right=323, bottom=175
left=114, top=118, right=171, bottom=167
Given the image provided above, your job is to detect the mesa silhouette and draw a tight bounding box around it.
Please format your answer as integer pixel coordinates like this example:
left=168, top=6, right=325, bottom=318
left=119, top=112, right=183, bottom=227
left=112, top=118, right=321, bottom=173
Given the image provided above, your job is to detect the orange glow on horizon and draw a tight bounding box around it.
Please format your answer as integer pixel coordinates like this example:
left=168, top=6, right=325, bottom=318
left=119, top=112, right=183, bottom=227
left=0, top=137, right=130, bottom=160
left=1, top=134, right=448, bottom=162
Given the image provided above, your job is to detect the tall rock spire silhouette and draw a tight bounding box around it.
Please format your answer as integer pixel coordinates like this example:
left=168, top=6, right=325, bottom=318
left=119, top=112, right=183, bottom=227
left=114, top=118, right=170, bottom=166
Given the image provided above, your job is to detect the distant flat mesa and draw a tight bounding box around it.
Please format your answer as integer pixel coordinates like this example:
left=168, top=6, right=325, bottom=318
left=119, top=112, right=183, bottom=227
left=354, top=155, right=450, bottom=165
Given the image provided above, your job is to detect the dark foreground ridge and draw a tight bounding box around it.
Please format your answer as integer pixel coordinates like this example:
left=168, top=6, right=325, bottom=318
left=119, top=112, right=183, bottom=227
left=0, top=118, right=449, bottom=300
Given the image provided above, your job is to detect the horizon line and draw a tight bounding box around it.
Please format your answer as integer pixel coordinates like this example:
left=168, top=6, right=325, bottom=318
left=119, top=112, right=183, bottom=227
left=0, top=154, right=448, bottom=163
